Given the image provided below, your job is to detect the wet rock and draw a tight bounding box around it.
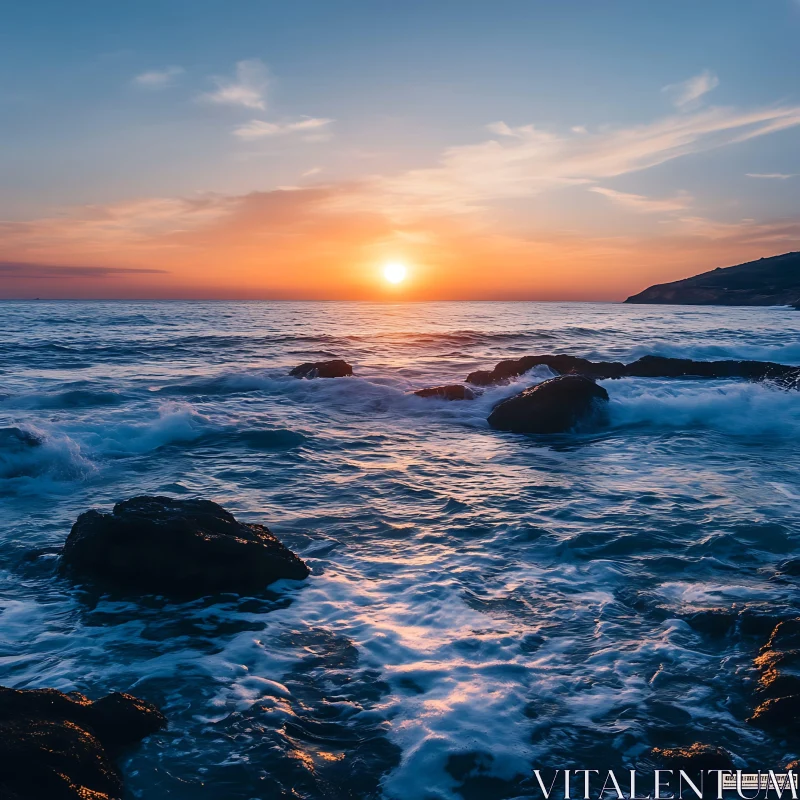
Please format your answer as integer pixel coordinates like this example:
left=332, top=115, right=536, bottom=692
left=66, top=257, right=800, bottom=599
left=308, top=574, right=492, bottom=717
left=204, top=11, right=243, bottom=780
left=684, top=609, right=737, bottom=637
left=777, top=558, right=800, bottom=577
left=748, top=619, right=800, bottom=732
left=650, top=742, right=735, bottom=771
left=748, top=695, right=800, bottom=730
left=466, top=353, right=799, bottom=387
left=60, top=496, right=309, bottom=596
left=290, top=359, right=353, bottom=379
left=0, top=427, right=42, bottom=451
left=467, top=354, right=624, bottom=385
left=487, top=375, right=609, bottom=434
left=413, top=384, right=475, bottom=400
left=0, top=685, right=165, bottom=800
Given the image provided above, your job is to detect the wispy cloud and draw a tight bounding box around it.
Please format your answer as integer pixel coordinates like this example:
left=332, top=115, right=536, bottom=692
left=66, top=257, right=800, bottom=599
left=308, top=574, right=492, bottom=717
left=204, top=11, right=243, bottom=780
left=302, top=167, right=323, bottom=178
left=663, top=70, right=719, bottom=109
left=589, top=187, right=692, bottom=213
left=132, top=66, right=184, bottom=88
left=673, top=215, right=800, bottom=242
left=201, top=59, right=269, bottom=110
left=746, top=172, right=797, bottom=179
left=339, top=101, right=800, bottom=218
left=233, top=117, right=333, bottom=140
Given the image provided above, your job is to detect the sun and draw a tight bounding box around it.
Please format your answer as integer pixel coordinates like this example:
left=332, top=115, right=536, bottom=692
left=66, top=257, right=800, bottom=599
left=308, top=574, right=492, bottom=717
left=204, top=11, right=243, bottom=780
left=383, top=261, right=408, bottom=284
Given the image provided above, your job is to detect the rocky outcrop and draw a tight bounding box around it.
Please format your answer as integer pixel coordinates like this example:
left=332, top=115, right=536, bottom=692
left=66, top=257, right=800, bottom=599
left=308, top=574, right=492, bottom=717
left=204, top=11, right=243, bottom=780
left=650, top=742, right=735, bottom=771
left=625, top=251, right=800, bottom=307
left=466, top=354, right=800, bottom=387
left=0, top=685, right=165, bottom=800
left=290, top=359, right=353, bottom=379
left=413, top=384, right=475, bottom=400
left=60, top=496, right=309, bottom=596
left=487, top=375, right=609, bottom=434
left=748, top=619, right=800, bottom=732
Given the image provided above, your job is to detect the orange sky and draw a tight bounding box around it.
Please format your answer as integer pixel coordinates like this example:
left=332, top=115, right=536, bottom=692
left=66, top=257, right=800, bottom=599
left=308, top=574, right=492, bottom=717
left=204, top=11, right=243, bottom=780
left=1, top=180, right=798, bottom=300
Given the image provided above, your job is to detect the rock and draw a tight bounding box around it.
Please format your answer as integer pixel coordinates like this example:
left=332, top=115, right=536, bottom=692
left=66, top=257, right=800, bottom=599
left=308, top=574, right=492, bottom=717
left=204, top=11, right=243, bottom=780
left=749, top=695, right=800, bottom=730
left=748, top=619, right=800, bottom=732
left=0, top=427, right=42, bottom=451
left=60, top=496, right=310, bottom=596
left=778, top=558, right=800, bottom=577
left=413, top=384, right=475, bottom=400
left=290, top=359, right=353, bottom=379
left=466, top=353, right=799, bottom=387
left=0, top=685, right=165, bottom=800
left=683, top=609, right=737, bottom=637
left=487, top=375, right=609, bottom=434
left=650, top=742, right=735, bottom=771
left=466, top=355, right=625, bottom=385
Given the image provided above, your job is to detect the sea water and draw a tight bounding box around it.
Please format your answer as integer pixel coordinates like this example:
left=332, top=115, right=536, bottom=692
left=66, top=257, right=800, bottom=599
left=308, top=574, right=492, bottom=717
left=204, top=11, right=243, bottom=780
left=0, top=300, right=799, bottom=799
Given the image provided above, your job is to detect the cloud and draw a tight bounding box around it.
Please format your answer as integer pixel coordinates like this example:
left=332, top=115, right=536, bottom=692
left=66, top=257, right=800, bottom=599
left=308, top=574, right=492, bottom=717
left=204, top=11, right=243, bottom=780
left=132, top=66, right=184, bottom=88
left=337, top=101, right=800, bottom=218
left=672, top=215, right=800, bottom=243
left=589, top=187, right=692, bottom=213
left=201, top=59, right=269, bottom=110
left=0, top=262, right=167, bottom=279
left=746, top=172, right=797, bottom=179
left=233, top=117, right=333, bottom=140
left=663, top=70, right=719, bottom=109
left=302, top=167, right=323, bottom=177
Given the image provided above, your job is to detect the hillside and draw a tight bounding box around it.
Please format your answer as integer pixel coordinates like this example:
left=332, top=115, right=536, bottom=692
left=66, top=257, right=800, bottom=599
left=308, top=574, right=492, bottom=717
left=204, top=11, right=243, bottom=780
left=625, top=251, right=800, bottom=307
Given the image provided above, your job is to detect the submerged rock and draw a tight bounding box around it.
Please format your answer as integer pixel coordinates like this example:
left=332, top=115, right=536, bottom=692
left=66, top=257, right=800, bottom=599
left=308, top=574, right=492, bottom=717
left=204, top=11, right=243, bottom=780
left=0, top=427, right=42, bottom=452
left=0, top=685, right=165, bottom=800
left=60, top=496, right=309, bottom=596
left=777, top=558, right=800, bottom=578
left=290, top=359, right=353, bottom=379
left=748, top=618, right=800, bottom=731
left=487, top=375, right=609, bottom=434
left=650, top=742, right=735, bottom=771
left=466, top=353, right=800, bottom=387
left=413, top=384, right=475, bottom=401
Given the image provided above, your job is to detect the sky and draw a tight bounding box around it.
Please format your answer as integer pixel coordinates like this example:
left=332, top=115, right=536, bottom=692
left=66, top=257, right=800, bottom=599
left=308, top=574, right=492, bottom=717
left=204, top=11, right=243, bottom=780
left=1, top=0, right=799, bottom=300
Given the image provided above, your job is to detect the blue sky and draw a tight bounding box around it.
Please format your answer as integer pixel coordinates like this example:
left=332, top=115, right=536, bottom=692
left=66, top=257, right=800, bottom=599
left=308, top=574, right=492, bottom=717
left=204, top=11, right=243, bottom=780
left=1, top=1, right=799, bottom=299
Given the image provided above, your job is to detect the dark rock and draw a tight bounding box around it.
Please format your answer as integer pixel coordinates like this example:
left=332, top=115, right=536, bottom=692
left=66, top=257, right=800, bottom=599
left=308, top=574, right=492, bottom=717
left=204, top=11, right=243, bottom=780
left=0, top=685, right=165, bottom=800
left=60, top=496, right=309, bottom=596
left=487, top=375, right=609, bottom=434
left=650, top=742, right=735, bottom=771
left=467, top=354, right=625, bottom=385
left=625, top=251, right=800, bottom=307
left=684, top=609, right=737, bottom=637
left=778, top=558, right=800, bottom=577
left=749, top=695, right=800, bottom=730
left=290, top=359, right=353, bottom=379
left=0, top=427, right=42, bottom=451
left=748, top=619, right=800, bottom=732
left=466, top=353, right=799, bottom=387
left=413, top=384, right=475, bottom=400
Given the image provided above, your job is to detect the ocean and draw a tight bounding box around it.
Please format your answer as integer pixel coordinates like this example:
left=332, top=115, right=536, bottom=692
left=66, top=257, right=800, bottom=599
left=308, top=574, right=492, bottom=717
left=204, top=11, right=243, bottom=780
left=1, top=300, right=799, bottom=799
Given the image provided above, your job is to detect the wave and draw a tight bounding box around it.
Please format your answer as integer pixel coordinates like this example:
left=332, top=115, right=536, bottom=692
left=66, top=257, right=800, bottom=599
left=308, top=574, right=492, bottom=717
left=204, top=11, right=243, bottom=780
left=72, top=403, right=307, bottom=457
left=606, top=378, right=800, bottom=436
left=1, top=389, right=125, bottom=410
left=626, top=340, right=800, bottom=366
left=0, top=425, right=94, bottom=483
